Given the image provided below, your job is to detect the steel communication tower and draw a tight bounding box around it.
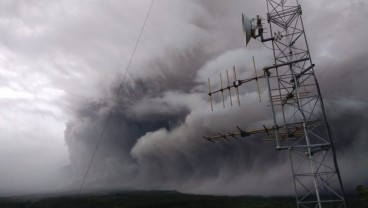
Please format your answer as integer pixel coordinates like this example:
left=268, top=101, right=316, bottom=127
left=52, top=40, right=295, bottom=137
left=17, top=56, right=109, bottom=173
left=204, top=0, right=346, bottom=207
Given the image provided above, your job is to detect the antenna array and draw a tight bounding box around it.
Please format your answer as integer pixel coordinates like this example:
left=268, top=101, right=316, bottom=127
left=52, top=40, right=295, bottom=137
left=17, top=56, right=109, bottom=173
left=204, top=1, right=346, bottom=208
left=207, top=57, right=263, bottom=111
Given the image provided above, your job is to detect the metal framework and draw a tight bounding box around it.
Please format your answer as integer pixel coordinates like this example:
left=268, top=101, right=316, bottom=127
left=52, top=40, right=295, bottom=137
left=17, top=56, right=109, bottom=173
left=204, top=0, right=346, bottom=207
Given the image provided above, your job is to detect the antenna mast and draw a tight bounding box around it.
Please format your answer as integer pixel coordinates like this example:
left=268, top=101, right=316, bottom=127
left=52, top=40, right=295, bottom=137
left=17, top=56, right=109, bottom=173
left=204, top=0, right=346, bottom=207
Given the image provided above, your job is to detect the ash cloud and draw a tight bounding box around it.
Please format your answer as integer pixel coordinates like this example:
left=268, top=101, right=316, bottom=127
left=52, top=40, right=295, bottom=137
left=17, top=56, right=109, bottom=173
left=0, top=0, right=367, bottom=196
left=63, top=0, right=368, bottom=195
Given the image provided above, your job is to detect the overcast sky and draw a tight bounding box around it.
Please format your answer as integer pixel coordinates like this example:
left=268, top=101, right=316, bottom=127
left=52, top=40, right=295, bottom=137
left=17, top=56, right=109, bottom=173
left=0, top=0, right=367, bottom=196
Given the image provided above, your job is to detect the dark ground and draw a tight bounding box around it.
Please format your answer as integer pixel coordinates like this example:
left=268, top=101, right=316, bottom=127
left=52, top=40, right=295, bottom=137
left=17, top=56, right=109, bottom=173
left=0, top=191, right=365, bottom=208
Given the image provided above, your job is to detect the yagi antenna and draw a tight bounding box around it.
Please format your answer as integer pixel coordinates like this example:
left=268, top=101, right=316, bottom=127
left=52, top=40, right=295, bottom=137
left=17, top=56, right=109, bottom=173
left=207, top=60, right=265, bottom=111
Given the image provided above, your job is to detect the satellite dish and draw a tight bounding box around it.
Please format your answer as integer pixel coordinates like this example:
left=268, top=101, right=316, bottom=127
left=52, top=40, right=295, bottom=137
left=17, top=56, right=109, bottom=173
left=242, top=13, right=253, bottom=46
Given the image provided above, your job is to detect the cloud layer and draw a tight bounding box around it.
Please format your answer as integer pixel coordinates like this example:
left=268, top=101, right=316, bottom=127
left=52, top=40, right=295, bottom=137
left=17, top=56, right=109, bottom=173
left=0, top=0, right=367, bottom=196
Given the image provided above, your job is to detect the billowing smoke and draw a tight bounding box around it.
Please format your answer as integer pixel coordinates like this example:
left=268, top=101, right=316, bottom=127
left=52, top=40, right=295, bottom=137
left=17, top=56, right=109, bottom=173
left=63, top=0, right=368, bottom=195
left=0, top=0, right=367, bottom=196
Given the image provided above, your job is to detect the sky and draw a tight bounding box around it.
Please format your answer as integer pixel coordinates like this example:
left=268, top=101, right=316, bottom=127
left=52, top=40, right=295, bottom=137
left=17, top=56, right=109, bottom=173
left=0, top=0, right=367, bottom=196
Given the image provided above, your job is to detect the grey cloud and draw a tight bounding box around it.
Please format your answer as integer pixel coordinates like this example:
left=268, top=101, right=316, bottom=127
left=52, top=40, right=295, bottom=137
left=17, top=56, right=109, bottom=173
left=63, top=0, right=368, bottom=195
left=1, top=0, right=367, bottom=196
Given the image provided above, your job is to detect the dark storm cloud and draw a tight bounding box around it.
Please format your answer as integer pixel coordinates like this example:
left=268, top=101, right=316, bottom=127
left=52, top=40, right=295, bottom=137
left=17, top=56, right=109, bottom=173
left=63, top=0, right=368, bottom=195
left=62, top=0, right=285, bottom=194
left=1, top=0, right=367, bottom=196
left=61, top=0, right=368, bottom=195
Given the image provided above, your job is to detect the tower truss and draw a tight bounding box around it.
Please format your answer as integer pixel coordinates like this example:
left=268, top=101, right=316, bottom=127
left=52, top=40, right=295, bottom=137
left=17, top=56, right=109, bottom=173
left=204, top=0, right=346, bottom=207
left=265, top=0, right=345, bottom=207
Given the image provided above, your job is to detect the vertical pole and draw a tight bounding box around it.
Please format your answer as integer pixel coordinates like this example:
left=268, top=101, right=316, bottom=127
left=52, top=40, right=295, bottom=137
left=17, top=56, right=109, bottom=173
left=289, top=149, right=300, bottom=208
left=314, top=75, right=347, bottom=208
left=301, top=7, right=346, bottom=204
left=265, top=69, right=280, bottom=148
left=292, top=68, right=322, bottom=208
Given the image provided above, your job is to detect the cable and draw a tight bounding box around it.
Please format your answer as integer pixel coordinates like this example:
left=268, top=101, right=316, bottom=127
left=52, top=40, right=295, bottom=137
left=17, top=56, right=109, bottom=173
left=78, top=0, right=155, bottom=194
left=262, top=41, right=274, bottom=50
left=258, top=39, right=281, bottom=51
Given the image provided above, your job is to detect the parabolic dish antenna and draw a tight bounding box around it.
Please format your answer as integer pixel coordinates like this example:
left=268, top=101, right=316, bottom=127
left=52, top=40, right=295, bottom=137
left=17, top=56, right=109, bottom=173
left=242, top=13, right=253, bottom=46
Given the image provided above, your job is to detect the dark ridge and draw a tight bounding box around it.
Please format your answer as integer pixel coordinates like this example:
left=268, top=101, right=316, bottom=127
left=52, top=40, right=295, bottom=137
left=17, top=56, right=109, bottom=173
left=0, top=191, right=364, bottom=208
